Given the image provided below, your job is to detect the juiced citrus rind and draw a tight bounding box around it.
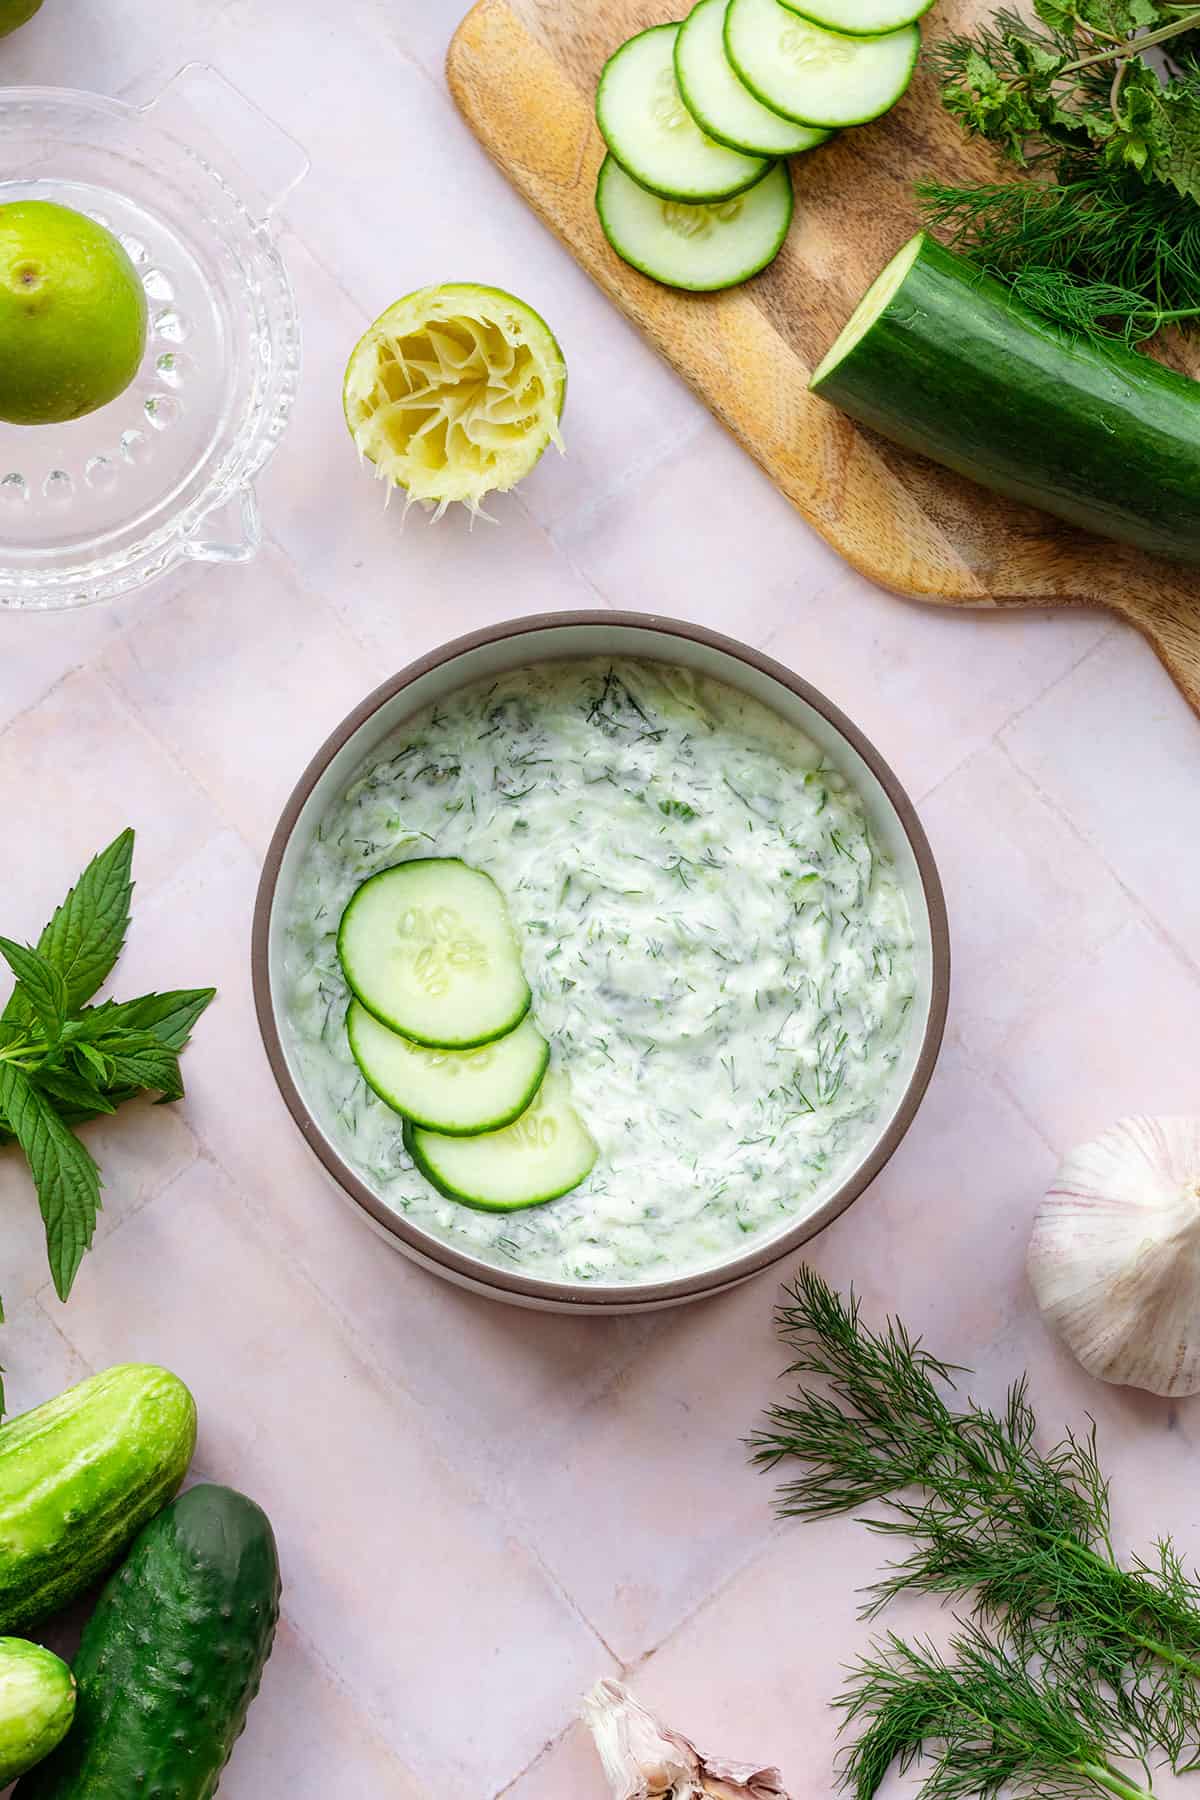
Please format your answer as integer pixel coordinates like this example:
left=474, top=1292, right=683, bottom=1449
left=343, top=283, right=566, bottom=517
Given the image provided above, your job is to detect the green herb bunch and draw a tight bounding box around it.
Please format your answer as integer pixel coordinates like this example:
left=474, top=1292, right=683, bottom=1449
left=839, top=1622, right=1159, bottom=1800
left=751, top=1270, right=1200, bottom=1790
left=0, top=830, right=214, bottom=1323
left=921, top=0, right=1200, bottom=342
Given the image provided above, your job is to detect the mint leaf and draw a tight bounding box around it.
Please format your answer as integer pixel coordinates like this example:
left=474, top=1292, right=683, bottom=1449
left=74, top=1032, right=184, bottom=1103
left=75, top=987, right=216, bottom=1054
left=34, top=1068, right=116, bottom=1117
left=0, top=1065, right=102, bottom=1301
left=0, top=937, right=67, bottom=1045
left=71, top=1041, right=110, bottom=1084
left=1, top=830, right=134, bottom=1031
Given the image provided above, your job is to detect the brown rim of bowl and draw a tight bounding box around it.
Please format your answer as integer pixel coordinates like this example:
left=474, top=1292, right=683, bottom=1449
left=252, top=610, right=950, bottom=1310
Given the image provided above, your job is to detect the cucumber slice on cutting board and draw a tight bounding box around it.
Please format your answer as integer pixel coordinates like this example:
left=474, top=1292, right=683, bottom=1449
left=810, top=231, right=1200, bottom=566
left=596, top=155, right=792, bottom=291
left=676, top=0, right=832, bottom=155
left=349, top=1002, right=550, bottom=1135
left=338, top=858, right=531, bottom=1049
left=777, top=0, right=932, bottom=36
left=725, top=0, right=920, bottom=127
left=597, top=22, right=772, bottom=201
left=404, top=1072, right=598, bottom=1212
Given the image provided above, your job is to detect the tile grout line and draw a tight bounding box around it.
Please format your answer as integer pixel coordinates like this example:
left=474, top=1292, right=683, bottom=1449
left=544, top=410, right=712, bottom=553
left=492, top=1509, right=797, bottom=1795
left=271, top=1604, right=433, bottom=1795
left=33, top=1146, right=540, bottom=1789
left=994, top=733, right=1200, bottom=986
left=26, top=1164, right=434, bottom=1790
left=907, top=615, right=1122, bottom=810
left=89, top=656, right=269, bottom=873
left=192, top=1140, right=624, bottom=1667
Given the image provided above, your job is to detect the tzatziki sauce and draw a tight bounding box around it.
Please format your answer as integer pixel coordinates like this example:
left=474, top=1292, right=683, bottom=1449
left=283, top=658, right=917, bottom=1285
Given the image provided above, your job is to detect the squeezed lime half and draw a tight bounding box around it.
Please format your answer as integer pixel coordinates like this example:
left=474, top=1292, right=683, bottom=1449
left=0, top=201, right=148, bottom=426
left=343, top=283, right=566, bottom=517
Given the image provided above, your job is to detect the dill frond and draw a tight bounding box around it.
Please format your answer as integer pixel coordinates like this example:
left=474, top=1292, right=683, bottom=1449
left=917, top=172, right=1200, bottom=343
left=750, top=1271, right=1200, bottom=1761
left=838, top=1622, right=1159, bottom=1800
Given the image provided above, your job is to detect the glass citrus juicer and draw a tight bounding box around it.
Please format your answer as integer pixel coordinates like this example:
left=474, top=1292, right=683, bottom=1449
left=0, top=64, right=307, bottom=610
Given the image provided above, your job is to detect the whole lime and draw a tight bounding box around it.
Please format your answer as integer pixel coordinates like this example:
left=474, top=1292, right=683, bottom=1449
left=0, top=201, right=148, bottom=426
left=0, top=0, right=45, bottom=36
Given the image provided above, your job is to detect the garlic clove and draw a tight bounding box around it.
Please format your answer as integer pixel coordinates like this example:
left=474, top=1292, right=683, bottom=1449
left=583, top=1679, right=792, bottom=1800
left=1028, top=1115, right=1200, bottom=1397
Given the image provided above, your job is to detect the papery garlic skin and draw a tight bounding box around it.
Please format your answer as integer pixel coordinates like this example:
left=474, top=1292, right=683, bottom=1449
left=1028, top=1116, right=1200, bottom=1397
left=583, top=1679, right=792, bottom=1800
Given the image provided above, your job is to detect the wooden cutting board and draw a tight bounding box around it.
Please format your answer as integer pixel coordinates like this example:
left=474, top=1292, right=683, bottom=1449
left=447, top=0, right=1200, bottom=714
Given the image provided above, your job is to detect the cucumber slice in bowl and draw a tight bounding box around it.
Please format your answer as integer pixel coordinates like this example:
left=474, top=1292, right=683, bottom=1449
left=725, top=0, right=919, bottom=127
left=596, top=155, right=793, bottom=291
left=404, top=1073, right=598, bottom=1212
left=337, top=858, right=531, bottom=1049
left=348, top=1002, right=550, bottom=1135
left=597, top=23, right=772, bottom=201
left=676, top=0, right=832, bottom=156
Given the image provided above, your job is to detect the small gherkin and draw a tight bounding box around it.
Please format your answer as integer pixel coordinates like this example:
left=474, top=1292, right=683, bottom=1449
left=16, top=1484, right=281, bottom=1800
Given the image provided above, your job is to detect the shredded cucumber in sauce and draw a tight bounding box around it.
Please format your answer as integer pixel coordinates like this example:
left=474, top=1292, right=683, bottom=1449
left=283, top=659, right=916, bottom=1285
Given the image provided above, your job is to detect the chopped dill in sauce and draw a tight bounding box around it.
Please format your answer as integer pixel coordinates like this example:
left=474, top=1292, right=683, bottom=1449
left=283, top=659, right=917, bottom=1285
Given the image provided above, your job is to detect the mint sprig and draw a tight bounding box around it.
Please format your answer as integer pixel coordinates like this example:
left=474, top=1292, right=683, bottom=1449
left=0, top=832, right=216, bottom=1343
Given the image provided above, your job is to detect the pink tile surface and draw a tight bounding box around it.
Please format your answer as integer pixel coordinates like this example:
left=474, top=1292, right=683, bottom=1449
left=48, top=1157, right=611, bottom=1794
left=921, top=742, right=1133, bottom=1069
left=2, top=6, right=1200, bottom=1795
left=1002, top=631, right=1200, bottom=971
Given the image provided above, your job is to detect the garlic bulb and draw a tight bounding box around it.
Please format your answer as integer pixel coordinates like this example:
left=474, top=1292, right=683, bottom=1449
left=582, top=1679, right=792, bottom=1799
left=1028, top=1116, right=1200, bottom=1396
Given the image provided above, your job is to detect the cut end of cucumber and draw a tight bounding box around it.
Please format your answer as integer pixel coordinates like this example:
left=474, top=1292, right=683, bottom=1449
left=810, top=232, right=923, bottom=388
left=343, top=284, right=566, bottom=520
left=405, top=1071, right=598, bottom=1212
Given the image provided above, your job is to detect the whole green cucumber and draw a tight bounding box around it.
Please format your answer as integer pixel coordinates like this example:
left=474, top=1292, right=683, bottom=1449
left=0, top=1639, right=75, bottom=1782
left=17, top=1483, right=281, bottom=1800
left=810, top=231, right=1200, bottom=565
left=0, top=1365, right=196, bottom=1633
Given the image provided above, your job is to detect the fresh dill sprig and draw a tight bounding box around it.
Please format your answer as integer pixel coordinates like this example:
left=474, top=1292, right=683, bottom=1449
left=750, top=1270, right=1200, bottom=1760
left=838, top=1621, right=1158, bottom=1800
left=917, top=170, right=1200, bottom=344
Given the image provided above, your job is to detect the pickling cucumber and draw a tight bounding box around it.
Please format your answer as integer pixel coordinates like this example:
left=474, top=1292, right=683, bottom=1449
left=16, top=1484, right=281, bottom=1800
left=0, top=1640, right=74, bottom=1784
left=777, top=0, right=932, bottom=35
left=597, top=23, right=771, bottom=201
left=348, top=1000, right=550, bottom=1134
left=676, top=0, right=832, bottom=155
left=404, top=1071, right=597, bottom=1211
left=810, top=232, right=1200, bottom=566
left=596, top=155, right=793, bottom=291
left=725, top=0, right=920, bottom=126
left=0, top=1364, right=197, bottom=1634
left=338, top=858, right=531, bottom=1049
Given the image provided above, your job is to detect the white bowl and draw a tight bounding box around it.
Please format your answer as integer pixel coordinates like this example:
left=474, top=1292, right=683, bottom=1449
left=253, top=613, right=950, bottom=1314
